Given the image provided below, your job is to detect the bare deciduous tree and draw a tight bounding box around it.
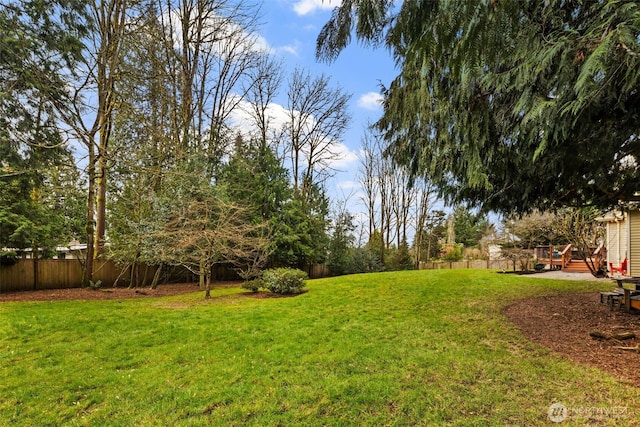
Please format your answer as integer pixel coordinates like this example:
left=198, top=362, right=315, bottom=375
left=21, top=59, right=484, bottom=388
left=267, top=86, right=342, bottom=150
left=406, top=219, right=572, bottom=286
left=157, top=0, right=263, bottom=173
left=147, top=182, right=270, bottom=298
left=556, top=207, right=606, bottom=276
left=93, top=0, right=130, bottom=258
left=284, top=67, right=351, bottom=198
left=502, top=208, right=606, bottom=276
left=48, top=0, right=132, bottom=284
left=412, top=178, right=439, bottom=265
left=243, top=54, right=284, bottom=150
left=358, top=128, right=380, bottom=240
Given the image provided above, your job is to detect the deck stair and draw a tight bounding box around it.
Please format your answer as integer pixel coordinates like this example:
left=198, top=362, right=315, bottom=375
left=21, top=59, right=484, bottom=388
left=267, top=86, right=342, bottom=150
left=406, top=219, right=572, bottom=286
left=535, top=243, right=605, bottom=274
left=561, top=259, right=592, bottom=273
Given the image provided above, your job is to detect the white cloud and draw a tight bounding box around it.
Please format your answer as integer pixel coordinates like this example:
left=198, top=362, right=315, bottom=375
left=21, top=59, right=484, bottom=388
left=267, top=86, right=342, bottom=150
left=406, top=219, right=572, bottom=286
left=357, top=92, right=383, bottom=111
left=293, top=0, right=341, bottom=16
left=162, top=8, right=275, bottom=56
left=251, top=33, right=275, bottom=54
left=229, top=99, right=289, bottom=137
left=275, top=41, right=301, bottom=57
left=331, top=142, right=359, bottom=169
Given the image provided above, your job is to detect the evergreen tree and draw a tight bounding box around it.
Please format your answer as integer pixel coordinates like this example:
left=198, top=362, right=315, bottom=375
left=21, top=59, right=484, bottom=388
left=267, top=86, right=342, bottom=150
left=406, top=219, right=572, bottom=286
left=414, top=210, right=447, bottom=262
left=0, top=134, right=82, bottom=256
left=274, top=187, right=330, bottom=270
left=452, top=206, right=491, bottom=249
left=327, top=210, right=356, bottom=276
left=366, top=230, right=386, bottom=268
left=387, top=239, right=414, bottom=271
left=218, top=136, right=291, bottom=224
left=317, top=1, right=640, bottom=213
left=1, top=0, right=89, bottom=256
left=218, top=136, right=296, bottom=267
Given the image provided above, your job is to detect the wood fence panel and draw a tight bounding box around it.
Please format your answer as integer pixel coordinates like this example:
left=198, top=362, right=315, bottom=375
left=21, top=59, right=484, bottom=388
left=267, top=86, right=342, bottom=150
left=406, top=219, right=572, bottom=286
left=469, top=260, right=488, bottom=269
left=419, top=259, right=514, bottom=271
left=36, top=260, right=83, bottom=289
left=94, top=260, right=130, bottom=287
left=0, top=261, right=35, bottom=292
left=0, top=259, right=125, bottom=292
left=307, top=264, right=328, bottom=279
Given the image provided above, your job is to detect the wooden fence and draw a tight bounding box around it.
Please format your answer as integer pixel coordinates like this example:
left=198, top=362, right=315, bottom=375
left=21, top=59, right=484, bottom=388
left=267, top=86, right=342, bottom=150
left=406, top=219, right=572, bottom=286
left=0, top=259, right=332, bottom=293
left=1, top=258, right=520, bottom=293
left=0, top=259, right=147, bottom=292
left=419, top=259, right=522, bottom=271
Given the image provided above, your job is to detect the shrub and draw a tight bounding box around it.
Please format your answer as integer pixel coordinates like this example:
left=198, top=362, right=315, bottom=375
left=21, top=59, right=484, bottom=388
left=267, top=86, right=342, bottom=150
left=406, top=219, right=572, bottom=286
left=262, top=268, right=308, bottom=294
left=0, top=250, right=18, bottom=266
left=88, top=280, right=102, bottom=290
left=442, top=245, right=463, bottom=262
left=347, top=247, right=382, bottom=274
left=241, top=278, right=264, bottom=293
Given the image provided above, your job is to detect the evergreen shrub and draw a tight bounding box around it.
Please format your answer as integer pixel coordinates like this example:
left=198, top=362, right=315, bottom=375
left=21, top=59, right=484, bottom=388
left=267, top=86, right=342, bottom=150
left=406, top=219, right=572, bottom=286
left=262, top=268, right=308, bottom=294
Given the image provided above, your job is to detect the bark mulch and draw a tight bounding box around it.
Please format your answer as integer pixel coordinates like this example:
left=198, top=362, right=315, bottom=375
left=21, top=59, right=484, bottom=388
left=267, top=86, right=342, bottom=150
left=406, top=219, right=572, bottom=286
left=0, top=282, right=237, bottom=302
left=503, top=292, right=640, bottom=385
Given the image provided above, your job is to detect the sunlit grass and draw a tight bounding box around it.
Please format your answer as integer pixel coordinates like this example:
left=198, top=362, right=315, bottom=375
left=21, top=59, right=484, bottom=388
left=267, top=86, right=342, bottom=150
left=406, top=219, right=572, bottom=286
left=0, top=269, right=636, bottom=425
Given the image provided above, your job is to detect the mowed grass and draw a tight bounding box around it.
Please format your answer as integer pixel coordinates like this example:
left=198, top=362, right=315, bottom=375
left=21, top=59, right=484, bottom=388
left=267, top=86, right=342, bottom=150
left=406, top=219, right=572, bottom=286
left=0, top=269, right=637, bottom=426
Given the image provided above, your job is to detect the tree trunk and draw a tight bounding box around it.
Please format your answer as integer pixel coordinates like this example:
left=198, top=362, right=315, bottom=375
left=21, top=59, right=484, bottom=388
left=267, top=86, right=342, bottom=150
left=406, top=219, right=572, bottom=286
left=141, top=264, right=150, bottom=287
left=95, top=153, right=108, bottom=257
left=205, top=274, right=211, bottom=299
left=199, top=258, right=206, bottom=289
left=113, top=263, right=130, bottom=288
left=150, top=265, right=163, bottom=289
left=83, top=146, right=96, bottom=287
left=129, top=262, right=136, bottom=289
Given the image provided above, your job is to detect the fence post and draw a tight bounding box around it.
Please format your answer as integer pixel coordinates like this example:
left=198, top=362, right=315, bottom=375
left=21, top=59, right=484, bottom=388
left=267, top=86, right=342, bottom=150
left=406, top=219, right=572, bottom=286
left=33, top=257, right=38, bottom=290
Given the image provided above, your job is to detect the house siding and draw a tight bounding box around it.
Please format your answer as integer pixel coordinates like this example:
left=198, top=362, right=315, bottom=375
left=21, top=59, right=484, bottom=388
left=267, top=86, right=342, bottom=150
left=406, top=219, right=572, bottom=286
left=630, top=210, right=640, bottom=277
left=606, top=213, right=628, bottom=269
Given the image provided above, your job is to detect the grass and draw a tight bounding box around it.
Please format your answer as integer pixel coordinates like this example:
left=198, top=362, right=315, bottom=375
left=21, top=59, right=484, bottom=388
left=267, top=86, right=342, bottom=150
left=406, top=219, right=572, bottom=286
left=0, top=269, right=637, bottom=426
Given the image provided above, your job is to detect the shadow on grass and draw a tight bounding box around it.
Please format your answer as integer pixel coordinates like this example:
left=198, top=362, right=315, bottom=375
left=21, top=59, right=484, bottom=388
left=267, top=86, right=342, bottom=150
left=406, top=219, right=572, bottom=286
left=240, top=289, right=309, bottom=299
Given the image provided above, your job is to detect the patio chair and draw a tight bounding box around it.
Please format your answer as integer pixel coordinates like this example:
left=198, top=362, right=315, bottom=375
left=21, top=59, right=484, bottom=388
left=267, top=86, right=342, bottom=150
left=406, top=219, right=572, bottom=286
left=609, top=258, right=628, bottom=276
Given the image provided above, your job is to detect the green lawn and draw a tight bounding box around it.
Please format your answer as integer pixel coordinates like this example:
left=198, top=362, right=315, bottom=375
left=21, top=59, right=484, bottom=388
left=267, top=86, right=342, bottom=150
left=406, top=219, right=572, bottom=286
left=0, top=269, right=636, bottom=426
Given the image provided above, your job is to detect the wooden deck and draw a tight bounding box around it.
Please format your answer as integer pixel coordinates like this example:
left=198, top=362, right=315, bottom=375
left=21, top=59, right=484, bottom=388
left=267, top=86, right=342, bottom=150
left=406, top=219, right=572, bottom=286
left=535, top=244, right=605, bottom=274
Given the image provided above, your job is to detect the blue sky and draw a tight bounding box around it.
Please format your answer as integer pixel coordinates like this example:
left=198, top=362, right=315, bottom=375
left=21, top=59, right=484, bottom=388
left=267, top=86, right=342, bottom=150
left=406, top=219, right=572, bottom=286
left=257, top=0, right=398, bottom=211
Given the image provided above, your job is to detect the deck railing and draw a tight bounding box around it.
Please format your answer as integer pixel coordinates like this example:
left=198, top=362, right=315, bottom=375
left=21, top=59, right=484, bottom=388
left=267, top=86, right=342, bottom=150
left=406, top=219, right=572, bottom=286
left=561, top=244, right=572, bottom=268
left=535, top=244, right=567, bottom=269
left=592, top=242, right=606, bottom=270
left=535, top=243, right=606, bottom=273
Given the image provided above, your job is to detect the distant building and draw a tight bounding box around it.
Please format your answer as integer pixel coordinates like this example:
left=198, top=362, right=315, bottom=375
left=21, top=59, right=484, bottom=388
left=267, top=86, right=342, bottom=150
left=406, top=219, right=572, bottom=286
left=55, top=239, right=87, bottom=259
left=2, top=239, right=87, bottom=260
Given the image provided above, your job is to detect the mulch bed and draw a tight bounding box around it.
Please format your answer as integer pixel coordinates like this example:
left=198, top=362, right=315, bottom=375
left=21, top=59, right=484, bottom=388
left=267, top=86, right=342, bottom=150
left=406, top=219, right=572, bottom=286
left=503, top=292, right=640, bottom=385
left=0, top=282, right=237, bottom=302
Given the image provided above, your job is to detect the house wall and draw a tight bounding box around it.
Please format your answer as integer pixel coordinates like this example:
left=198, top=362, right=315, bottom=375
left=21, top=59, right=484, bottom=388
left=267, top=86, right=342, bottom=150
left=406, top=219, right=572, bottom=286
left=606, top=213, right=628, bottom=269
left=630, top=210, right=640, bottom=277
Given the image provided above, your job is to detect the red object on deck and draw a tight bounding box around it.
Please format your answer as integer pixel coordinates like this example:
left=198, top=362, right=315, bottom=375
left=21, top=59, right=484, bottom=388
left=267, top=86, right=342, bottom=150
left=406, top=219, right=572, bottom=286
left=609, top=258, right=628, bottom=275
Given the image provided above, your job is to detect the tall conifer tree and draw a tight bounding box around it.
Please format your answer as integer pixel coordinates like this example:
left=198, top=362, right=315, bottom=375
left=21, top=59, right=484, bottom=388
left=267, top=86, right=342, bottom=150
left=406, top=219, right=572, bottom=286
left=318, top=1, right=640, bottom=213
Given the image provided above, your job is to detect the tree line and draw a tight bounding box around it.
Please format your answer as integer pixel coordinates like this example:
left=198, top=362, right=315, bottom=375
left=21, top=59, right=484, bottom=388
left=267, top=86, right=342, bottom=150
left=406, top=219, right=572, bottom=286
left=1, top=0, right=466, bottom=287
left=5, top=1, right=635, bottom=284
